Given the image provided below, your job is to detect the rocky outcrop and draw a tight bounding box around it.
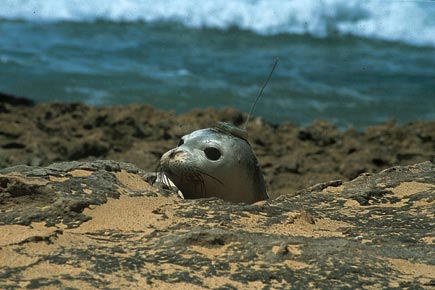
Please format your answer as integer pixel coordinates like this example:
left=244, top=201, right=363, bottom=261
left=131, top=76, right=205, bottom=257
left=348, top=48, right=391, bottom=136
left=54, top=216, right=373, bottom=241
left=0, top=160, right=165, bottom=228
left=1, top=160, right=434, bottom=289
left=1, top=100, right=435, bottom=198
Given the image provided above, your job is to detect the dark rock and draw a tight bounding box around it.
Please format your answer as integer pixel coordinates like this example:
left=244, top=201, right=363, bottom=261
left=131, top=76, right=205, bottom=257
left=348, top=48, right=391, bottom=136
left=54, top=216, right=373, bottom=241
left=0, top=91, right=35, bottom=107
left=1, top=102, right=435, bottom=198
left=0, top=160, right=172, bottom=228
left=297, top=120, right=340, bottom=146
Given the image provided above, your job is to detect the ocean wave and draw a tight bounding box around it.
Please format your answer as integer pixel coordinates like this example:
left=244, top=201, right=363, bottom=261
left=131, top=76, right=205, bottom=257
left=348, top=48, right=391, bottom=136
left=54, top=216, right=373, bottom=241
left=2, top=0, right=435, bottom=46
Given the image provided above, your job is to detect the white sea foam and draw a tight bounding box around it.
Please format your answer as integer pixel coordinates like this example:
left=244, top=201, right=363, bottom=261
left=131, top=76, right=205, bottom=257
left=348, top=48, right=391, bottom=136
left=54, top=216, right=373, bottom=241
left=1, top=0, right=435, bottom=46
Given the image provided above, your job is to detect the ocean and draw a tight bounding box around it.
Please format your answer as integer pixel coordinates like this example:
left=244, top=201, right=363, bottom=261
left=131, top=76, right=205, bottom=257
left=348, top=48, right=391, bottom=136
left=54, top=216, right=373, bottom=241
left=1, top=0, right=435, bottom=128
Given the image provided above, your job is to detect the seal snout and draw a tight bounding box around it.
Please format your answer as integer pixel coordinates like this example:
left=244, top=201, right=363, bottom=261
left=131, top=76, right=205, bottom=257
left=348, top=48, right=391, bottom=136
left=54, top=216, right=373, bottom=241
left=161, top=148, right=186, bottom=161
left=159, top=148, right=189, bottom=178
left=158, top=148, right=188, bottom=186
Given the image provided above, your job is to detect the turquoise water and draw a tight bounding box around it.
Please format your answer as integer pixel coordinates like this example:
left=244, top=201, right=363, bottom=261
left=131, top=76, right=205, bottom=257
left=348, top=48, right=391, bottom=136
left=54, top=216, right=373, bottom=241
left=1, top=0, right=435, bottom=128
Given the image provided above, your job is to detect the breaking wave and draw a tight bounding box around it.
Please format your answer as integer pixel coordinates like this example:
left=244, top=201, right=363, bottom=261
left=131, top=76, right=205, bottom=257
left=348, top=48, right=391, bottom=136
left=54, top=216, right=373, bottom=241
left=1, top=0, right=435, bottom=46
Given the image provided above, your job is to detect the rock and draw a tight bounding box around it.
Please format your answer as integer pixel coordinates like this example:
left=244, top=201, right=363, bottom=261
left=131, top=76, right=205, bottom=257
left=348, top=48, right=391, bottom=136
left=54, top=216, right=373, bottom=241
left=0, top=92, right=35, bottom=107
left=0, top=160, right=172, bottom=228
left=0, top=160, right=434, bottom=288
left=1, top=102, right=435, bottom=197
left=297, top=120, right=340, bottom=146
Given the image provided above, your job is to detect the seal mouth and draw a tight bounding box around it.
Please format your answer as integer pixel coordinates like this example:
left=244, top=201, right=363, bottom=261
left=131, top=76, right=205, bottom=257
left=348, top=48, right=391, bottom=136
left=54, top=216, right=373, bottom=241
left=156, top=161, right=224, bottom=199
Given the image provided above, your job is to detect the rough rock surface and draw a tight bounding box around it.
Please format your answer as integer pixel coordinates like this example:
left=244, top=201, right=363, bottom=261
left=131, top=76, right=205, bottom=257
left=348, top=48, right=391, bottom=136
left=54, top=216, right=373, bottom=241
left=1, top=100, right=435, bottom=198
left=1, top=160, right=434, bottom=289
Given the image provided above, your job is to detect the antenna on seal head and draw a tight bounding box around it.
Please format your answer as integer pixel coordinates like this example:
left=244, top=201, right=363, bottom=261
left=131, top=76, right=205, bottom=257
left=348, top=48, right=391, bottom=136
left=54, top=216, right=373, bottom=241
left=243, top=57, right=279, bottom=130
left=215, top=57, right=279, bottom=141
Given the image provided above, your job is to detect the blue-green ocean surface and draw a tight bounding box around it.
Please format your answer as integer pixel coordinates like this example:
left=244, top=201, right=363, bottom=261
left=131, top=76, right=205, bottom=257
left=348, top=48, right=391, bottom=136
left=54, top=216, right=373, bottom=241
left=1, top=0, right=435, bottom=128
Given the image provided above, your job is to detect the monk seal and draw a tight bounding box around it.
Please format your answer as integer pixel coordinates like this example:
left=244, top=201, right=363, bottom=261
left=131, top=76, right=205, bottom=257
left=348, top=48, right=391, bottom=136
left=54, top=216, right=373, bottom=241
left=158, top=122, right=268, bottom=204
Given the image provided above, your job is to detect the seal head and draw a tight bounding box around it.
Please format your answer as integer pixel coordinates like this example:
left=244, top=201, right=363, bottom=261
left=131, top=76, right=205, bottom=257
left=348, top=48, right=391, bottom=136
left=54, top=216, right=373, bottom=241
left=159, top=125, right=268, bottom=204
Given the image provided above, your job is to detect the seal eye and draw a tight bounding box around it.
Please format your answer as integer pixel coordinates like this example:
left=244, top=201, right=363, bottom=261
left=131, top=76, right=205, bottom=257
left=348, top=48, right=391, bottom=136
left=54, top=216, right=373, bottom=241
left=204, top=147, right=221, bottom=161
left=178, top=139, right=184, bottom=146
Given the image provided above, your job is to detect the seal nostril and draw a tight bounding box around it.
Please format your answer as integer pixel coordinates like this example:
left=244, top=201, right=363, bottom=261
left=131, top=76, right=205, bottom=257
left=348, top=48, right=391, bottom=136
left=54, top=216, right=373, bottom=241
left=169, top=149, right=183, bottom=158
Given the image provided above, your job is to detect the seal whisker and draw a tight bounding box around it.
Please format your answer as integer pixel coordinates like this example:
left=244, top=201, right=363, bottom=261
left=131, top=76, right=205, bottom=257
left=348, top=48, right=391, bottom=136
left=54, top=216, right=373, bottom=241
left=195, top=172, right=206, bottom=198
left=199, top=175, right=206, bottom=198
left=192, top=167, right=224, bottom=186
left=165, top=172, right=174, bottom=190
left=151, top=162, right=162, bottom=186
left=156, top=163, right=173, bottom=190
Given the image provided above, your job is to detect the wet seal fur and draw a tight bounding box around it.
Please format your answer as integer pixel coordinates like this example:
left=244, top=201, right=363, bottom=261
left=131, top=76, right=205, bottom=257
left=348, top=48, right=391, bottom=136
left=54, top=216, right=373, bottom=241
left=158, top=122, right=268, bottom=204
